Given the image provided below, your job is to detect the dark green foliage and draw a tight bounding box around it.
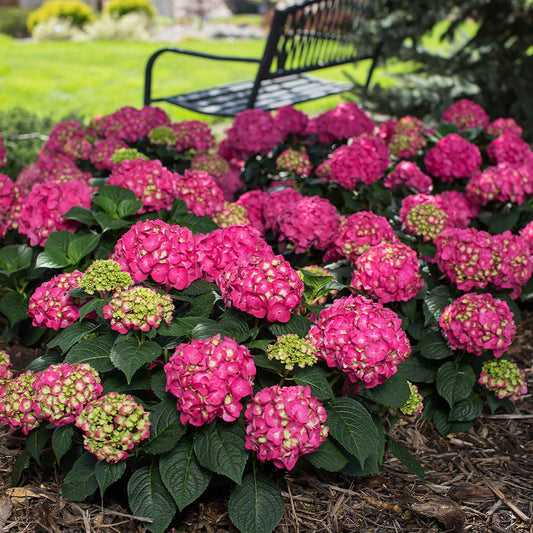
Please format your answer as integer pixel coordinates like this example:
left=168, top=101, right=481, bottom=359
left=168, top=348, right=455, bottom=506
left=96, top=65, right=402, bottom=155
left=0, top=8, right=31, bottom=37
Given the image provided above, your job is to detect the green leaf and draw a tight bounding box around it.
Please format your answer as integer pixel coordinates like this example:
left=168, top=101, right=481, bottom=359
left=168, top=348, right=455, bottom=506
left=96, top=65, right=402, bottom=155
left=387, top=438, right=425, bottom=482
left=436, top=362, right=476, bottom=408
left=305, top=438, right=348, bottom=472
left=62, top=206, right=97, bottom=226
left=67, top=234, right=100, bottom=264
left=342, top=453, right=380, bottom=476
left=48, top=321, right=100, bottom=352
left=11, top=450, right=30, bottom=486
left=489, top=205, right=521, bottom=234
left=95, top=461, right=126, bottom=497
left=270, top=314, right=311, bottom=338
left=37, top=231, right=75, bottom=268
left=435, top=121, right=460, bottom=137
left=102, top=374, right=152, bottom=394
left=423, top=285, right=452, bottom=325
left=448, top=394, right=483, bottom=422
left=0, top=291, right=29, bottom=326
left=253, top=353, right=284, bottom=373
left=365, top=372, right=411, bottom=408
left=94, top=211, right=130, bottom=232
left=110, top=335, right=162, bottom=383
left=325, top=397, right=377, bottom=464
left=218, top=310, right=251, bottom=343
left=52, top=425, right=74, bottom=463
left=159, top=436, right=211, bottom=511
left=62, top=453, right=98, bottom=502
left=151, top=370, right=172, bottom=400
left=186, top=291, right=218, bottom=317
left=128, top=462, right=176, bottom=533
left=26, top=426, right=51, bottom=466
left=228, top=471, right=284, bottom=533
left=194, top=420, right=249, bottom=484
left=142, top=399, right=186, bottom=455
left=174, top=213, right=218, bottom=234
left=181, top=279, right=219, bottom=296
left=94, top=185, right=142, bottom=219
left=78, top=298, right=106, bottom=320
left=65, top=333, right=115, bottom=372
left=292, top=366, right=333, bottom=400
left=396, top=356, right=437, bottom=383
left=0, top=244, right=33, bottom=275
left=414, top=332, right=454, bottom=360
left=157, top=317, right=216, bottom=338
left=26, top=353, right=63, bottom=372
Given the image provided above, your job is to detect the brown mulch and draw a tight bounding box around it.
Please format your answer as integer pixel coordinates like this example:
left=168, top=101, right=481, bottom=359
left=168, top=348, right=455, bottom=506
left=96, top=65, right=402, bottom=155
left=0, top=315, right=531, bottom=533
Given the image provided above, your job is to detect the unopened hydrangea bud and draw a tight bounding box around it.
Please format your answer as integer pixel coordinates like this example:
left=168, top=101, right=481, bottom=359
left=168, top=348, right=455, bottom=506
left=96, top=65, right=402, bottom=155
left=75, top=392, right=151, bottom=463
left=103, top=286, right=174, bottom=334
left=79, top=259, right=133, bottom=296
left=148, top=126, right=177, bottom=146
left=276, top=149, right=312, bottom=177
left=191, top=153, right=229, bottom=179
left=0, top=350, right=12, bottom=381
left=267, top=334, right=317, bottom=371
left=211, top=202, right=249, bottom=228
left=479, top=359, right=527, bottom=401
left=109, top=148, right=149, bottom=164
left=0, top=371, right=41, bottom=434
left=400, top=382, right=424, bottom=416
left=404, top=202, right=449, bottom=242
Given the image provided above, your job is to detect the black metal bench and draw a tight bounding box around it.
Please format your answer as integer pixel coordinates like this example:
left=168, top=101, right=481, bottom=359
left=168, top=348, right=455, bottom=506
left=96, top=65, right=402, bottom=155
left=143, top=0, right=380, bottom=117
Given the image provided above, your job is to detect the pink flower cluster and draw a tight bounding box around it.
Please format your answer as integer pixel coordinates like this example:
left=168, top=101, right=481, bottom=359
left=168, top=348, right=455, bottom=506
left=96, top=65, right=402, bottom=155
left=0, top=350, right=12, bottom=381
left=174, top=169, right=225, bottom=216
left=165, top=335, right=256, bottom=426
left=520, top=221, right=533, bottom=256
left=75, top=392, right=151, bottom=463
left=103, top=286, right=174, bottom=334
left=329, top=135, right=389, bottom=189
left=171, top=120, right=216, bottom=153
left=274, top=106, right=309, bottom=138
left=17, top=178, right=92, bottom=246
left=276, top=148, right=312, bottom=176
left=0, top=173, right=15, bottom=220
left=244, top=385, right=328, bottom=470
left=350, top=242, right=423, bottom=303
left=113, top=219, right=202, bottom=289
left=218, top=252, right=304, bottom=322
left=385, top=161, right=433, bottom=194
left=487, top=118, right=523, bottom=138
left=90, top=137, right=129, bottom=171
left=334, top=211, right=398, bottom=262
left=308, top=295, right=411, bottom=388
left=211, top=202, right=249, bottom=227
left=235, top=190, right=268, bottom=233
left=190, top=152, right=229, bottom=179
left=28, top=271, right=83, bottom=330
left=315, top=102, right=375, bottom=144
left=424, top=134, right=481, bottom=182
left=377, top=116, right=427, bottom=159
left=0, top=372, right=40, bottom=434
left=437, top=190, right=480, bottom=228
left=479, top=359, right=527, bottom=401
left=439, top=293, right=516, bottom=357
left=33, top=364, right=102, bottom=426
left=0, top=136, right=6, bottom=167
left=441, top=99, right=490, bottom=130
left=43, top=120, right=93, bottom=161
left=400, top=196, right=449, bottom=242
left=487, top=134, right=533, bottom=166
left=263, top=187, right=303, bottom=233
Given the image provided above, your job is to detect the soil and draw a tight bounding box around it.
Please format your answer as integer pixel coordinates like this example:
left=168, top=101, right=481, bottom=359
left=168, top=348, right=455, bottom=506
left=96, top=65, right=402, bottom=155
left=0, top=314, right=531, bottom=533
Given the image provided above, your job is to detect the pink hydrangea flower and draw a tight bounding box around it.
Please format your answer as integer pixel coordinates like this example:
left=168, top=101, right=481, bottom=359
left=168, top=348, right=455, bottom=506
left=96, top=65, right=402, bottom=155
left=520, top=221, right=533, bottom=255
left=218, top=252, right=304, bottom=322
left=113, top=219, right=202, bottom=290
left=263, top=187, right=303, bottom=233
left=307, top=295, right=411, bottom=388
left=435, top=190, right=480, bottom=228
left=441, top=99, right=490, bottom=130
left=435, top=228, right=494, bottom=291
left=235, top=189, right=269, bottom=234
left=334, top=211, right=398, bottom=262
left=75, top=392, right=151, bottom=463
left=174, top=169, right=225, bottom=217
left=33, top=363, right=102, bottom=426
left=329, top=135, right=389, bottom=189
left=385, top=161, right=433, bottom=193
left=190, top=152, right=229, bottom=179
left=424, top=134, right=481, bottom=182
left=28, top=271, right=83, bottom=330
left=276, top=148, right=312, bottom=177
left=350, top=242, right=423, bottom=303
left=278, top=195, right=339, bottom=253
left=486, top=134, right=533, bottom=166
left=440, top=293, right=516, bottom=357
left=165, top=335, right=256, bottom=426
left=244, top=385, right=328, bottom=470
left=2, top=184, right=24, bottom=236
left=400, top=197, right=449, bottom=242
left=487, top=118, right=523, bottom=138
left=171, top=120, right=216, bottom=153
left=211, top=201, right=249, bottom=227
left=0, top=371, right=41, bottom=434
left=315, top=102, right=375, bottom=144
left=0, top=136, right=6, bottom=167
left=90, top=137, right=129, bottom=171
left=0, top=174, right=15, bottom=216
left=314, top=159, right=331, bottom=183
left=0, top=350, right=13, bottom=382
left=377, top=116, right=427, bottom=159
left=479, top=359, right=527, bottom=401
left=17, top=178, right=92, bottom=246
left=274, top=106, right=309, bottom=138
left=43, top=120, right=93, bottom=160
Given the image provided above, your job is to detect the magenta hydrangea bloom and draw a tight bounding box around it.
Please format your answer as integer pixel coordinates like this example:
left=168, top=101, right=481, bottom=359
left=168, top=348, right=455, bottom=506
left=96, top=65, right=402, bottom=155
left=0, top=350, right=12, bottom=382
left=165, top=335, right=256, bottom=426
left=90, top=137, right=129, bottom=171
left=0, top=136, right=6, bottom=167
left=314, top=158, right=331, bottom=183
left=2, top=184, right=24, bottom=236
left=377, top=116, right=427, bottom=159
left=487, top=118, right=523, bottom=138
left=435, top=228, right=494, bottom=291
left=43, top=120, right=92, bottom=160
left=190, top=152, right=229, bottom=178
left=351, top=242, right=423, bottom=303
left=113, top=219, right=202, bottom=289
left=307, top=295, right=411, bottom=388
left=424, top=134, right=481, bottom=182
left=33, top=363, right=102, bottom=426
left=218, top=252, right=304, bottom=323
left=276, top=148, right=312, bottom=177
left=263, top=187, right=303, bottom=233
left=244, top=385, right=328, bottom=470
left=315, top=102, right=375, bottom=144
left=479, top=359, right=527, bottom=401
left=334, top=211, right=398, bottom=262
left=436, top=190, right=480, bottom=228
left=0, top=371, right=41, bottom=435
left=171, top=120, right=216, bottom=153
left=28, top=271, right=83, bottom=330
left=400, top=196, right=449, bottom=242
left=235, top=189, right=268, bottom=234
left=385, top=161, right=433, bottom=193
left=274, top=106, right=309, bottom=138
left=103, top=286, right=174, bottom=334
left=211, top=201, right=249, bottom=227
left=16, top=178, right=92, bottom=246
left=174, top=169, right=225, bottom=217
left=0, top=174, right=15, bottom=216
left=75, top=392, right=151, bottom=463
left=439, top=293, right=516, bottom=357
left=278, top=195, right=339, bottom=253
left=329, top=134, right=389, bottom=189
left=520, top=221, right=533, bottom=256
left=441, top=99, right=490, bottom=130
left=486, top=134, right=533, bottom=166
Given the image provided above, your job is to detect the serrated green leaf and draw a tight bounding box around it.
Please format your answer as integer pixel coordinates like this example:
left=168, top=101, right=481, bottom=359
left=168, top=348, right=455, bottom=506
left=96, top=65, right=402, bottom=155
left=448, top=394, right=483, bottom=422
left=175, top=213, right=218, bottom=234
left=157, top=317, right=216, bottom=338
left=270, top=314, right=311, bottom=338
left=186, top=291, right=218, bottom=317
left=11, top=450, right=30, bottom=486
left=95, top=461, right=126, bottom=497
left=128, top=462, right=176, bottom=533
left=26, top=352, right=63, bottom=372
left=305, top=438, right=348, bottom=472
left=142, top=399, right=186, bottom=455
left=0, top=291, right=29, bottom=326
left=0, top=244, right=33, bottom=275
left=436, top=362, right=476, bottom=408
left=65, top=333, right=115, bottom=372
left=325, top=397, right=377, bottom=464
left=194, top=420, right=248, bottom=484
left=117, top=200, right=143, bottom=219
left=35, top=251, right=71, bottom=269
left=387, top=438, right=425, bottom=481
left=159, top=436, right=211, bottom=511
left=218, top=310, right=251, bottom=343
left=48, top=321, right=100, bottom=352
left=423, top=285, right=452, bottom=325
left=342, top=453, right=380, bottom=476
left=78, top=299, right=106, bottom=320
left=228, top=471, right=284, bottom=533
left=62, top=206, right=97, bottom=226
left=293, top=366, right=333, bottom=400
left=396, top=356, right=437, bottom=383
left=39, top=231, right=75, bottom=267
left=102, top=374, right=152, bottom=394
left=110, top=335, right=162, bottom=383
left=94, top=211, right=130, bottom=232
left=52, top=425, right=74, bottom=463
left=365, top=372, right=411, bottom=408
left=26, top=426, right=52, bottom=466
left=62, top=453, right=98, bottom=502
left=414, top=332, right=454, bottom=360
left=435, top=121, right=460, bottom=137
left=253, top=353, right=284, bottom=373
left=151, top=370, right=172, bottom=400
left=181, top=279, right=219, bottom=296
left=94, top=185, right=141, bottom=218
left=67, top=234, right=100, bottom=264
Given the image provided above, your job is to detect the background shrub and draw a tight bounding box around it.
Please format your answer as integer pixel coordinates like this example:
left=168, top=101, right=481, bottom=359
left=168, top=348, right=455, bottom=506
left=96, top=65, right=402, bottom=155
left=103, top=0, right=156, bottom=18
left=0, top=7, right=31, bottom=37
left=27, top=0, right=95, bottom=32
left=81, top=12, right=153, bottom=40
